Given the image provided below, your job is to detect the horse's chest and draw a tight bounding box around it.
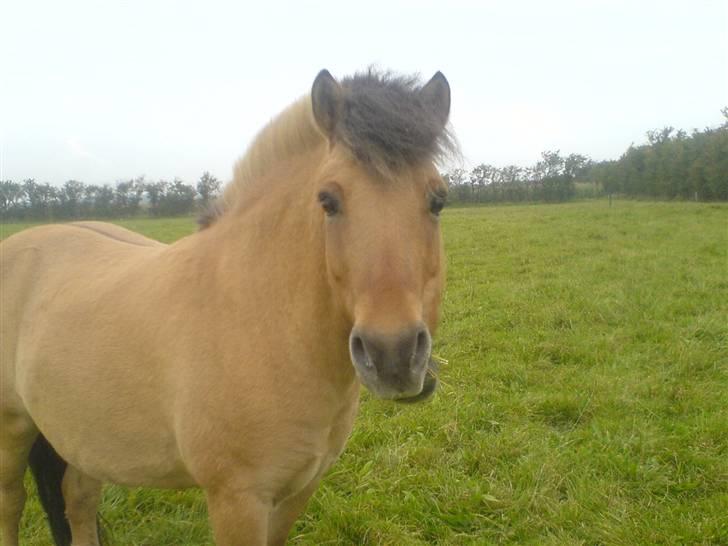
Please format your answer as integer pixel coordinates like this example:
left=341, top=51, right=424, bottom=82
left=272, top=429, right=345, bottom=504
left=273, top=396, right=358, bottom=503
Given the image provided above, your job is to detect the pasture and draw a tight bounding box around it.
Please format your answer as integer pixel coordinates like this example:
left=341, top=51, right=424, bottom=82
left=2, top=200, right=726, bottom=545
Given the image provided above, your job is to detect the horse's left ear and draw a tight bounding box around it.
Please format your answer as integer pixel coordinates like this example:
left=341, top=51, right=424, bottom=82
left=420, top=71, right=450, bottom=129
left=311, top=69, right=343, bottom=141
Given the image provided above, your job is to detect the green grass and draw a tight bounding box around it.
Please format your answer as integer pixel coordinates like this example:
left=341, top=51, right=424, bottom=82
left=4, top=201, right=727, bottom=545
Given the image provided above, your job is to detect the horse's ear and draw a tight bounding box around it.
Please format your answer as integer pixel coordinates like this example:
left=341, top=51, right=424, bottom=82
left=311, top=69, right=342, bottom=141
left=420, top=71, right=450, bottom=129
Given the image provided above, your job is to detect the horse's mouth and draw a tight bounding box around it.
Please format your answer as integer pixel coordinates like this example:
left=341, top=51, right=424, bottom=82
left=394, top=361, right=439, bottom=404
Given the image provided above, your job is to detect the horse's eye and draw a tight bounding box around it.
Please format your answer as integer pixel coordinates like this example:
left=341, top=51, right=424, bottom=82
left=318, top=191, right=340, bottom=216
left=429, top=194, right=446, bottom=216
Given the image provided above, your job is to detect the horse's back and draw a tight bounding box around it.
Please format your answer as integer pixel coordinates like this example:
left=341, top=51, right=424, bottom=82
left=1, top=221, right=163, bottom=258
left=65, top=221, right=164, bottom=248
left=1, top=221, right=163, bottom=281
left=1, top=221, right=163, bottom=327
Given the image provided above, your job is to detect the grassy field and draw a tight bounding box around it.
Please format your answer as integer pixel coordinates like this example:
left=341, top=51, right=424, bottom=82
left=3, top=200, right=727, bottom=545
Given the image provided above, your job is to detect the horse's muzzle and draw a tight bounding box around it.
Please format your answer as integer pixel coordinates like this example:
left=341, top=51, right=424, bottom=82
left=349, top=323, right=434, bottom=401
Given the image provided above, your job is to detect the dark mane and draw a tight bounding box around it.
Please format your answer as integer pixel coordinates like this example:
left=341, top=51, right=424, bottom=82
left=198, top=69, right=457, bottom=229
left=336, top=69, right=457, bottom=177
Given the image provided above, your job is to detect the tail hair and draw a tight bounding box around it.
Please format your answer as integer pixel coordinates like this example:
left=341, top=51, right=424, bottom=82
left=28, top=434, right=105, bottom=545
left=28, top=434, right=72, bottom=545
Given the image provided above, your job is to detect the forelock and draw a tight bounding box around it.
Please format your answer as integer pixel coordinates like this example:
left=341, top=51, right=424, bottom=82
left=336, top=69, right=457, bottom=178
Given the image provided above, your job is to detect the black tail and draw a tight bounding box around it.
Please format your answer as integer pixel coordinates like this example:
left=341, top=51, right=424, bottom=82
left=27, top=434, right=72, bottom=546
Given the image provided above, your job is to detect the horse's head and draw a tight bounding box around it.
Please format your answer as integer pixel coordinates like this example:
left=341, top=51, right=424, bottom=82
left=310, top=69, right=453, bottom=403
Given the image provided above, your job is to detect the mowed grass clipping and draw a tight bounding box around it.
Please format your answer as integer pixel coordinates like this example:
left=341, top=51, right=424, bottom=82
left=3, top=200, right=727, bottom=545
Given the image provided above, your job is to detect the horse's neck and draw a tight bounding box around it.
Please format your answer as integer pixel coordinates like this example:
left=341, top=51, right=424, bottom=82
left=184, top=151, right=354, bottom=386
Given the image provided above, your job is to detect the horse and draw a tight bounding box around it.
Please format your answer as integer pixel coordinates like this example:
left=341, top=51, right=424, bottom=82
left=0, top=68, right=455, bottom=545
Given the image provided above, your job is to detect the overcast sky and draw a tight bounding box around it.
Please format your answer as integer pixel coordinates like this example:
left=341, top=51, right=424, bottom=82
left=1, top=0, right=726, bottom=186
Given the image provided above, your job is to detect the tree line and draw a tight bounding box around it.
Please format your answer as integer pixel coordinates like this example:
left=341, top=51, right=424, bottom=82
left=444, top=150, right=591, bottom=204
left=2, top=110, right=726, bottom=220
left=444, top=109, right=727, bottom=204
left=586, top=111, right=728, bottom=200
left=0, top=172, right=221, bottom=221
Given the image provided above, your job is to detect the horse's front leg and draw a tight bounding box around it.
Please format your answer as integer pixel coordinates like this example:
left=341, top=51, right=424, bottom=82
left=206, top=485, right=271, bottom=546
left=269, top=476, right=327, bottom=546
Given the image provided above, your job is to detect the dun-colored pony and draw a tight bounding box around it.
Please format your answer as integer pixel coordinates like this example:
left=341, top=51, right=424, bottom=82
left=0, top=68, right=455, bottom=545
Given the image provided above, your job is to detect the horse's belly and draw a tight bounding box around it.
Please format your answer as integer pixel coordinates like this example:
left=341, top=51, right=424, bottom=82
left=72, top=435, right=195, bottom=488
left=83, top=456, right=196, bottom=489
left=17, top=348, right=195, bottom=488
left=39, top=409, right=195, bottom=488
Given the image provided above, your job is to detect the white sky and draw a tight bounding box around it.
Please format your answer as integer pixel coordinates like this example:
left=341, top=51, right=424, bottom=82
left=1, top=0, right=726, bottom=185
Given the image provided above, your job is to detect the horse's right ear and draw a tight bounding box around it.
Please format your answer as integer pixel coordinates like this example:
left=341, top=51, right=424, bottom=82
left=311, top=69, right=342, bottom=141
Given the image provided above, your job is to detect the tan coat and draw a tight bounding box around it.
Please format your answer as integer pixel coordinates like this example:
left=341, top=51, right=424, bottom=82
left=0, top=69, right=451, bottom=546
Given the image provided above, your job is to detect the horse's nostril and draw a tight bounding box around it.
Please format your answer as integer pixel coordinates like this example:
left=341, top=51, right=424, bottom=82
left=412, top=327, right=431, bottom=368
left=349, top=334, right=371, bottom=369
left=350, top=324, right=430, bottom=380
left=416, top=329, right=428, bottom=353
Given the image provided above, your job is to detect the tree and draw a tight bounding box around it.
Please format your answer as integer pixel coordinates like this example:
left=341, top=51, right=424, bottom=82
left=93, top=185, right=115, bottom=217
left=164, top=178, right=197, bottom=215
left=59, top=180, right=85, bottom=218
left=564, top=154, right=590, bottom=179
left=469, top=164, right=495, bottom=201
left=0, top=180, right=24, bottom=218
left=23, top=180, right=59, bottom=219
left=646, top=126, right=674, bottom=145
left=145, top=180, right=169, bottom=216
left=196, top=172, right=221, bottom=207
left=443, top=168, right=470, bottom=202
left=114, top=177, right=145, bottom=216
left=577, top=110, right=727, bottom=200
